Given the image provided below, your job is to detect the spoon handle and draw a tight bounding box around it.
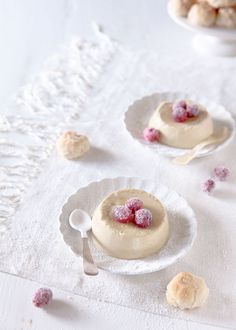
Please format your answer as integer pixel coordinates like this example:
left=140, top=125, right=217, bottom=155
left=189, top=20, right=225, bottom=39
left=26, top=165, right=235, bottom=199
left=82, top=238, right=99, bottom=276
left=172, top=127, right=229, bottom=166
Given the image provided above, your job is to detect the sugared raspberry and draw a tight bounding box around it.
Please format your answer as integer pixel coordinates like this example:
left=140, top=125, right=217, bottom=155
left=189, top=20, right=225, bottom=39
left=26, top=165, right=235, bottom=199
left=111, top=205, right=134, bottom=223
left=134, top=208, right=152, bottom=228
left=125, top=198, right=144, bottom=213
left=214, top=166, right=230, bottom=181
left=32, top=288, right=53, bottom=308
left=202, top=179, right=215, bottom=194
left=172, top=106, right=188, bottom=123
left=143, top=127, right=160, bottom=142
left=187, top=104, right=199, bottom=118
left=173, top=100, right=187, bottom=110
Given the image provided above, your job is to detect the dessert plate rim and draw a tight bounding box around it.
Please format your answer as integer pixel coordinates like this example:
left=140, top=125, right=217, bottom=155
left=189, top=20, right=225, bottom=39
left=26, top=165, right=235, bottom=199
left=59, top=176, right=197, bottom=275
left=124, top=91, right=235, bottom=159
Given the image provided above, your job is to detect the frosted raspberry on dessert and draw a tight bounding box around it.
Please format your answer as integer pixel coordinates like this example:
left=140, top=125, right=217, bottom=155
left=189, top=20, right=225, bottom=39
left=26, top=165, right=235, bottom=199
left=32, top=288, right=53, bottom=308
left=111, top=205, right=134, bottom=223
left=187, top=104, right=200, bottom=118
left=125, top=198, right=144, bottom=213
left=202, top=178, right=215, bottom=194
left=134, top=208, right=152, bottom=228
left=172, top=106, right=188, bottom=123
left=143, top=127, right=160, bottom=142
left=112, top=199, right=153, bottom=228
left=173, top=100, right=187, bottom=110
left=214, top=166, right=230, bottom=181
left=172, top=100, right=199, bottom=119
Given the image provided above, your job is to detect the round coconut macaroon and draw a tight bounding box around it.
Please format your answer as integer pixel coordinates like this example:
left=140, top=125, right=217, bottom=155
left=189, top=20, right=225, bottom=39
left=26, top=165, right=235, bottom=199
left=56, top=131, right=90, bottom=160
left=216, top=7, right=236, bottom=28
left=169, top=0, right=196, bottom=17
left=207, top=0, right=236, bottom=8
left=166, top=272, right=209, bottom=310
left=188, top=2, right=217, bottom=27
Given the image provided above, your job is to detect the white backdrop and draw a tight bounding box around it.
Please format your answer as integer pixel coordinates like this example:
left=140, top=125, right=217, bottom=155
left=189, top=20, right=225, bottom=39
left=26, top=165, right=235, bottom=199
left=0, top=1, right=234, bottom=330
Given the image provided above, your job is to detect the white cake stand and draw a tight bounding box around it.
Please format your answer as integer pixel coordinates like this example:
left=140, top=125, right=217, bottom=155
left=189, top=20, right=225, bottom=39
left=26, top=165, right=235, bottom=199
left=167, top=4, right=236, bottom=57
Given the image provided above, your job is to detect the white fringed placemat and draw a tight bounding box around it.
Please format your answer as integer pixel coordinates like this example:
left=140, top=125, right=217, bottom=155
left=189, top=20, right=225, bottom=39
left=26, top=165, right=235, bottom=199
left=0, top=28, right=236, bottom=329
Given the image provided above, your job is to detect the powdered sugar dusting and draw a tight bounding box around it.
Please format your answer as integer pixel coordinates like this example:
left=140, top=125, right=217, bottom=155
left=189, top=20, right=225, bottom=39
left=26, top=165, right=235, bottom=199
left=134, top=208, right=152, bottom=228
left=125, top=197, right=144, bottom=213
left=111, top=205, right=134, bottom=223
left=214, top=166, right=230, bottom=181
left=32, top=288, right=53, bottom=308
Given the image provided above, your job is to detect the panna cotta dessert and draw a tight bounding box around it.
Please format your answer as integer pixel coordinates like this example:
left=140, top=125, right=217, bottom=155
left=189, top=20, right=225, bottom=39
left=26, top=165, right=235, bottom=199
left=92, top=189, right=169, bottom=259
left=148, top=100, right=213, bottom=148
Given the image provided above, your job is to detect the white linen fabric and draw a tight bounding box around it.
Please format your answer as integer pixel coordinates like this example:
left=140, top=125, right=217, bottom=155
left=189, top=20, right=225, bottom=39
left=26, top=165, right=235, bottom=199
left=0, top=29, right=235, bottom=329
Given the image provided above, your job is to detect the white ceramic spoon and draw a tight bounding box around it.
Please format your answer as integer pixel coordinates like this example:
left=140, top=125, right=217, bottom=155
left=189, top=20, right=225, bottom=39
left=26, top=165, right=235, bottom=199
left=172, top=127, right=229, bottom=165
left=69, top=209, right=98, bottom=276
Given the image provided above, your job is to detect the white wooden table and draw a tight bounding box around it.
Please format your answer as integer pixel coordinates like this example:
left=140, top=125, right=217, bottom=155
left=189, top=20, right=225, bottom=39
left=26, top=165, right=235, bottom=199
left=0, top=1, right=228, bottom=329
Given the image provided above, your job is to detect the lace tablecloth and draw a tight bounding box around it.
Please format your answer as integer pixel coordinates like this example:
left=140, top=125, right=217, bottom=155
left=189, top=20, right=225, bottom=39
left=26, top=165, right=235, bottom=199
left=0, top=29, right=235, bottom=329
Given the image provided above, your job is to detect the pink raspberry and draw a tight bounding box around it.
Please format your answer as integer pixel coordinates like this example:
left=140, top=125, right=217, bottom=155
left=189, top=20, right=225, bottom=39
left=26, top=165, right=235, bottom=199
left=143, top=127, right=160, bottom=142
left=172, top=106, right=188, bottom=123
left=173, top=100, right=187, bottom=110
left=214, top=166, right=230, bottom=181
left=134, top=208, right=152, bottom=228
left=111, top=205, right=134, bottom=223
left=32, top=288, right=53, bottom=308
left=125, top=198, right=144, bottom=213
left=202, top=178, right=215, bottom=194
left=187, top=104, right=199, bottom=118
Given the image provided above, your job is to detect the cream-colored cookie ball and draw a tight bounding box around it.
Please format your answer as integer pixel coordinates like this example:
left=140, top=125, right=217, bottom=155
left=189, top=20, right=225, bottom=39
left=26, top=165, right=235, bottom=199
left=188, top=2, right=217, bottom=27
left=166, top=272, right=209, bottom=310
left=56, top=131, right=90, bottom=159
left=169, top=0, right=196, bottom=17
left=216, top=7, right=236, bottom=28
left=207, top=0, right=236, bottom=8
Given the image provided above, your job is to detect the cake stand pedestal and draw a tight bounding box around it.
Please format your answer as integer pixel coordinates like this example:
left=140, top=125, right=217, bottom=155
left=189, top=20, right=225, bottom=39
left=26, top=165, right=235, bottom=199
left=193, top=34, right=236, bottom=57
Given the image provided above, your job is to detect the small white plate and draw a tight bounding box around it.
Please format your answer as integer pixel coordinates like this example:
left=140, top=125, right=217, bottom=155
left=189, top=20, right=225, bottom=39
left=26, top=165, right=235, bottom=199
left=124, top=91, right=235, bottom=158
left=59, top=177, right=197, bottom=275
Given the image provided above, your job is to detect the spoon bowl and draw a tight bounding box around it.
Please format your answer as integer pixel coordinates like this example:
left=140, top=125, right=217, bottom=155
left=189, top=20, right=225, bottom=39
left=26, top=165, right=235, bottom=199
left=69, top=209, right=92, bottom=237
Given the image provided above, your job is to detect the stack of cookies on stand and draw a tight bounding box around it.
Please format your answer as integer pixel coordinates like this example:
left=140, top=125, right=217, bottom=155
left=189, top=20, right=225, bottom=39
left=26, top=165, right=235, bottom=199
left=170, top=0, right=236, bottom=28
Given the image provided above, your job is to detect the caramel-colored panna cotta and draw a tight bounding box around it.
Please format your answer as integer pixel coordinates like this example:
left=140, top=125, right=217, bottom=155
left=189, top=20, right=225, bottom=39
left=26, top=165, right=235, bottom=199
left=149, top=101, right=213, bottom=149
left=91, top=189, right=169, bottom=259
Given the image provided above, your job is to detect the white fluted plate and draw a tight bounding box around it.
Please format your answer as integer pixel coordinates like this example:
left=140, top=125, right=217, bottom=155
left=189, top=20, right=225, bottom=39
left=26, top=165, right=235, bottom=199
left=59, top=177, right=197, bottom=275
left=124, top=91, right=235, bottom=158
